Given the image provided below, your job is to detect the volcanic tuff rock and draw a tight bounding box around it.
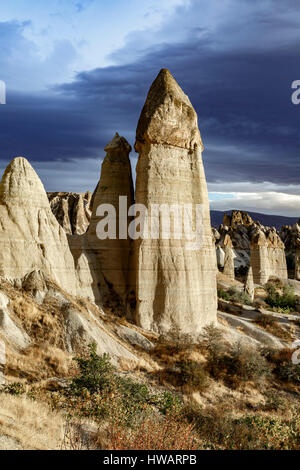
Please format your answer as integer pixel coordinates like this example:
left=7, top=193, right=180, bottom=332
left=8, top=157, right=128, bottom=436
left=0, top=158, right=78, bottom=296
left=280, top=221, right=300, bottom=276
left=48, top=191, right=92, bottom=235
left=250, top=228, right=288, bottom=284
left=223, top=246, right=236, bottom=280
left=133, top=69, right=217, bottom=335
left=244, top=266, right=255, bottom=302
left=69, top=134, right=134, bottom=310
left=87, top=133, right=134, bottom=310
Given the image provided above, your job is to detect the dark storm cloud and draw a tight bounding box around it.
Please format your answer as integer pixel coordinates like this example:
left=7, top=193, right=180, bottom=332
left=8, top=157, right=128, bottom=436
left=0, top=0, right=299, bottom=188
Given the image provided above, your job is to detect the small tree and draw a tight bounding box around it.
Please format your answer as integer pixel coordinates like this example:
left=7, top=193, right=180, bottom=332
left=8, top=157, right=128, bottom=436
left=70, top=343, right=115, bottom=395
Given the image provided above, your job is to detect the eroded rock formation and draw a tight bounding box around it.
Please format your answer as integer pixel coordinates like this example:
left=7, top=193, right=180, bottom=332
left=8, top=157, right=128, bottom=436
left=133, top=69, right=217, bottom=335
left=244, top=266, right=254, bottom=302
left=48, top=191, right=92, bottom=235
left=69, top=134, right=134, bottom=311
left=0, top=157, right=78, bottom=296
left=223, top=246, right=236, bottom=280
left=250, top=228, right=287, bottom=284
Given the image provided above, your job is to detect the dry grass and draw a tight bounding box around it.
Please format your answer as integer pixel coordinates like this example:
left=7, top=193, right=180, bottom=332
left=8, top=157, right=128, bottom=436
left=255, top=314, right=295, bottom=342
left=99, top=415, right=198, bottom=450
left=6, top=344, right=74, bottom=382
left=0, top=393, right=66, bottom=450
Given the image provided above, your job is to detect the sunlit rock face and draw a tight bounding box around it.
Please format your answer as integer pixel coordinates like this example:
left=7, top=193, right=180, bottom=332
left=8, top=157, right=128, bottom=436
left=69, top=133, right=134, bottom=312
left=250, top=228, right=288, bottom=284
left=0, top=157, right=78, bottom=295
left=48, top=191, right=92, bottom=235
left=132, top=69, right=217, bottom=335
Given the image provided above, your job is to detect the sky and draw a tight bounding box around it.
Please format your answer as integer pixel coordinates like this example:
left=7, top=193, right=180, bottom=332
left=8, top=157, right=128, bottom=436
left=0, top=0, right=299, bottom=216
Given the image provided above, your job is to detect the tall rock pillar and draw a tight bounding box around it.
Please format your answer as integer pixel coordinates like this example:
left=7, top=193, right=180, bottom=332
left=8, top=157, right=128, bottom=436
left=133, top=69, right=217, bottom=335
left=86, top=133, right=134, bottom=312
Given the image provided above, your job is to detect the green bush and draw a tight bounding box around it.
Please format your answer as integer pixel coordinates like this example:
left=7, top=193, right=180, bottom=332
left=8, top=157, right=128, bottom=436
left=276, top=363, right=300, bottom=384
left=157, top=391, right=182, bottom=416
left=2, top=382, right=25, bottom=396
left=218, top=287, right=252, bottom=305
left=265, top=284, right=296, bottom=312
left=70, top=343, right=115, bottom=395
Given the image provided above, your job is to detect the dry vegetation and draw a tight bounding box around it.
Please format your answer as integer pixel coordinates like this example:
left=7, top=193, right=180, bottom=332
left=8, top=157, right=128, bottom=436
left=1, top=277, right=300, bottom=450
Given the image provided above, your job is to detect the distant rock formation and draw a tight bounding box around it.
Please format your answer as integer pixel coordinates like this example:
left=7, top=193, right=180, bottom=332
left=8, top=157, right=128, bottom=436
left=214, top=210, right=292, bottom=282
left=133, top=69, right=217, bottom=335
left=0, top=158, right=78, bottom=295
left=250, top=228, right=287, bottom=284
left=223, top=210, right=254, bottom=229
left=223, top=246, right=236, bottom=280
left=280, top=221, right=300, bottom=277
left=48, top=192, right=92, bottom=235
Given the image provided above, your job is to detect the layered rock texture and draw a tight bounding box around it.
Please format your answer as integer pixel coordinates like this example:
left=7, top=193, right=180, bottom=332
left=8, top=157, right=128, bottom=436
left=0, top=158, right=78, bottom=295
left=87, top=133, right=134, bottom=309
left=250, top=228, right=288, bottom=284
left=133, top=69, right=217, bottom=334
left=223, top=246, right=236, bottom=280
left=48, top=191, right=92, bottom=235
left=68, top=134, right=134, bottom=311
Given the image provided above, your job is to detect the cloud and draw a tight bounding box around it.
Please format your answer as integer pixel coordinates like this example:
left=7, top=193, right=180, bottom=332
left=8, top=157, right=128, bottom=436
left=209, top=191, right=300, bottom=217
left=0, top=20, right=78, bottom=91
left=0, top=0, right=299, bottom=209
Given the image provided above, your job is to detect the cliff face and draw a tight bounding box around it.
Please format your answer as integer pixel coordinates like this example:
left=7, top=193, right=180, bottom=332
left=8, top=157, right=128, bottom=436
left=133, top=69, right=217, bottom=335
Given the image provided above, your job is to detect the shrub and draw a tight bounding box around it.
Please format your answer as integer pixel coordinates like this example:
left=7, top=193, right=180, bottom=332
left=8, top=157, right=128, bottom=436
left=70, top=343, right=115, bottom=396
left=205, top=335, right=270, bottom=387
left=104, top=415, right=197, bottom=450
left=265, top=284, right=296, bottom=312
left=263, top=391, right=285, bottom=411
left=2, top=382, right=25, bottom=396
left=157, top=391, right=182, bottom=416
left=218, top=287, right=252, bottom=305
left=182, top=404, right=300, bottom=450
left=276, top=363, right=300, bottom=384
left=176, top=360, right=209, bottom=391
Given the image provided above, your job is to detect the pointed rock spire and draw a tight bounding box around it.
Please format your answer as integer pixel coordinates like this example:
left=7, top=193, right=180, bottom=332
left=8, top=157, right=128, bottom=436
left=136, top=69, right=203, bottom=151
left=83, top=133, right=134, bottom=312
left=0, top=157, right=78, bottom=295
left=223, top=246, right=236, bottom=280
left=244, top=267, right=255, bottom=302
left=0, top=157, right=49, bottom=207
